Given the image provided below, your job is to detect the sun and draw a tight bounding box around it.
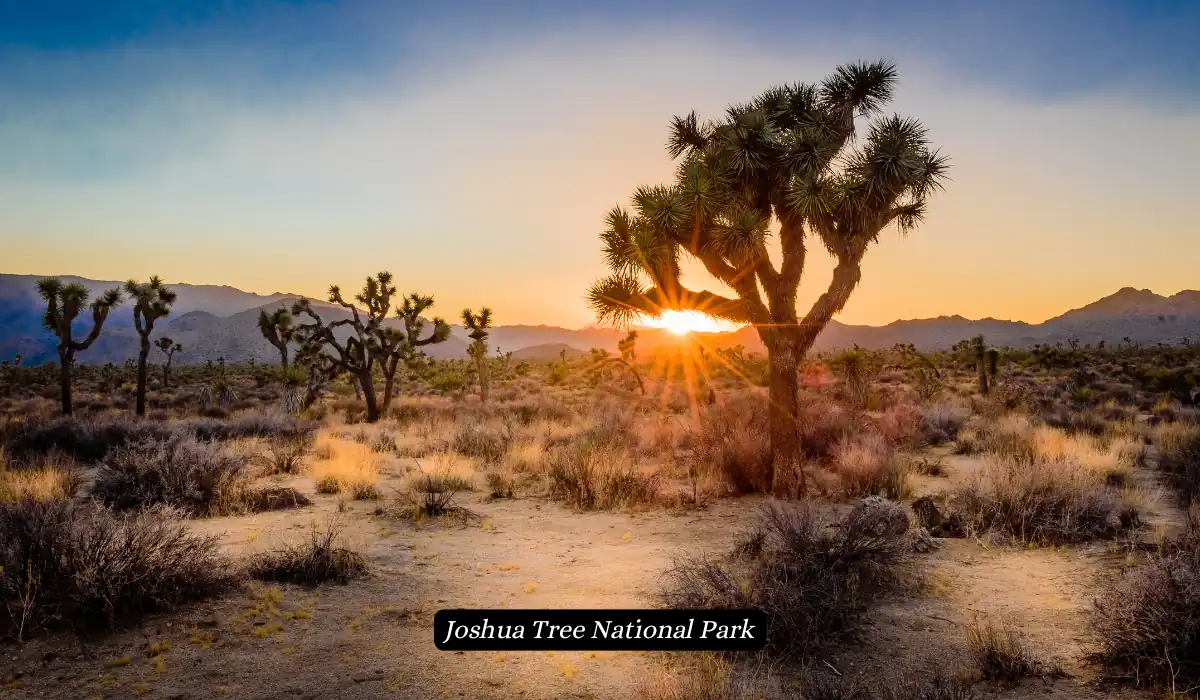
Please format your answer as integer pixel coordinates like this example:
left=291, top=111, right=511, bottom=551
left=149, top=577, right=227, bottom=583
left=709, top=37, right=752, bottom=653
left=641, top=310, right=738, bottom=335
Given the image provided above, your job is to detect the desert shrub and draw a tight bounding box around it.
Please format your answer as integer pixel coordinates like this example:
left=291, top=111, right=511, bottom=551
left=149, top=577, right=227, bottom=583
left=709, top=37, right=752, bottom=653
left=1090, top=521, right=1200, bottom=691
left=370, top=432, right=398, bottom=454
left=452, top=421, right=512, bottom=464
left=188, top=411, right=314, bottom=441
left=875, top=403, right=922, bottom=445
left=1156, top=423, right=1200, bottom=505
left=485, top=471, right=515, bottom=499
left=309, top=443, right=380, bottom=498
left=0, top=498, right=237, bottom=637
left=797, top=395, right=858, bottom=461
left=251, top=433, right=315, bottom=475
left=247, top=520, right=367, bottom=585
left=4, top=417, right=177, bottom=464
left=691, top=396, right=772, bottom=494
left=829, top=433, right=908, bottom=498
left=92, top=438, right=252, bottom=517
left=661, top=501, right=908, bottom=658
left=952, top=455, right=1136, bottom=543
left=966, top=616, right=1048, bottom=683
left=501, top=397, right=573, bottom=426
left=398, top=474, right=470, bottom=517
left=919, top=403, right=967, bottom=446
left=546, top=440, right=659, bottom=509
left=0, top=461, right=83, bottom=502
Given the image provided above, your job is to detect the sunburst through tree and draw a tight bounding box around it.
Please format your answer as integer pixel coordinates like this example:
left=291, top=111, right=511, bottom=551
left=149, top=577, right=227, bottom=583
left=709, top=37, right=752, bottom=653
left=586, top=59, right=950, bottom=495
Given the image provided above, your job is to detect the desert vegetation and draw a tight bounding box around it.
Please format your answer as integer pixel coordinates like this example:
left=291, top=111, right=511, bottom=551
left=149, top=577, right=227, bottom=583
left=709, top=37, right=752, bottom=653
left=0, top=58, right=1197, bottom=700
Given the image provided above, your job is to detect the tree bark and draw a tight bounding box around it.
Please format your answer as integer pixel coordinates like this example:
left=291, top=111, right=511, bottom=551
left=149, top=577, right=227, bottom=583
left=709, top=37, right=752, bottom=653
left=765, top=331, right=803, bottom=497
left=162, top=355, right=172, bottom=389
left=135, top=339, right=150, bottom=417
left=278, top=344, right=289, bottom=370
left=360, top=370, right=380, bottom=422
left=58, top=348, right=73, bottom=416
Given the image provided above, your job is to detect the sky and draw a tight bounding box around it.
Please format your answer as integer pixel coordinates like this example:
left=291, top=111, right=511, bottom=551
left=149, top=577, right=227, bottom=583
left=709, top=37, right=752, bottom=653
left=1, top=0, right=1198, bottom=329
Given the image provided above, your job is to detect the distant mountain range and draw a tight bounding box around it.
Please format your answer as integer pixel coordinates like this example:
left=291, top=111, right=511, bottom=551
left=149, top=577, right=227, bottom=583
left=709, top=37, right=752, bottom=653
left=2, top=273, right=1199, bottom=365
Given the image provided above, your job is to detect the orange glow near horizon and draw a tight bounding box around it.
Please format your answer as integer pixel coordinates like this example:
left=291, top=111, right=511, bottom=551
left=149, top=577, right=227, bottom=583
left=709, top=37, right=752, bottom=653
left=639, top=310, right=743, bottom=336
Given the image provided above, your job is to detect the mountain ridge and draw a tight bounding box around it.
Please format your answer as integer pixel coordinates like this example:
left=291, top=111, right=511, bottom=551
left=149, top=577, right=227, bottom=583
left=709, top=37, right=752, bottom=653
left=2, top=274, right=1198, bottom=365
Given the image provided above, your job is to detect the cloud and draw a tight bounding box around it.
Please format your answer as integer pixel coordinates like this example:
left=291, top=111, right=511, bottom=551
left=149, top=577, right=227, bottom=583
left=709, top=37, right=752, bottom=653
left=1, top=24, right=1198, bottom=327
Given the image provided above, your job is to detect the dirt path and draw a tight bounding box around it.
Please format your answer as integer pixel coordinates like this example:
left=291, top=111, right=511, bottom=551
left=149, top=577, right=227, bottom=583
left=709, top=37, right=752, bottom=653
left=6, top=493, right=765, bottom=699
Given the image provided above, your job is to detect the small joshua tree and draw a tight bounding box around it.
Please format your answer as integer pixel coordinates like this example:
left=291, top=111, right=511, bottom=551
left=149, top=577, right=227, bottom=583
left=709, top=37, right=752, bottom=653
left=155, top=336, right=182, bottom=389
left=376, top=294, right=450, bottom=411
left=125, top=277, right=177, bottom=416
left=37, top=278, right=123, bottom=415
left=461, top=307, right=493, bottom=403
left=0, top=353, right=21, bottom=396
left=257, top=307, right=295, bottom=368
left=610, top=330, right=646, bottom=394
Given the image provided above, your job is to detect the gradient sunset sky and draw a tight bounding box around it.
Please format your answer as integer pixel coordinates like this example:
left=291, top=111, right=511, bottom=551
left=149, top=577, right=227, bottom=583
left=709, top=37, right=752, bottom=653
left=2, top=1, right=1197, bottom=328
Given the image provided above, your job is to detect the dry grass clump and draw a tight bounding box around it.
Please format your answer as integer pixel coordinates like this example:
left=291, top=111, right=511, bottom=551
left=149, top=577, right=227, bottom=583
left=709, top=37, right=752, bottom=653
left=181, top=411, right=313, bottom=442
left=545, top=439, right=660, bottom=510
left=92, top=437, right=253, bottom=517
left=919, top=402, right=967, bottom=446
left=966, top=616, right=1054, bottom=683
left=829, top=433, right=909, bottom=499
left=952, top=454, right=1138, bottom=544
left=796, top=394, right=858, bottom=461
left=452, top=420, right=514, bottom=465
left=875, top=402, right=922, bottom=445
left=633, top=655, right=771, bottom=700
left=251, top=433, right=315, bottom=475
left=1154, top=422, right=1200, bottom=505
left=0, top=498, right=237, bottom=637
left=247, top=520, right=368, bottom=586
left=1090, top=516, right=1200, bottom=692
left=0, top=460, right=83, bottom=502
left=309, top=441, right=380, bottom=500
left=690, top=396, right=771, bottom=494
left=661, top=501, right=909, bottom=658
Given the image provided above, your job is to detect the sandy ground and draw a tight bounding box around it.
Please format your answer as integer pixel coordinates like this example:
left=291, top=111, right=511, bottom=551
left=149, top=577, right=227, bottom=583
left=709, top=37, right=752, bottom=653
left=3, top=447, right=1170, bottom=699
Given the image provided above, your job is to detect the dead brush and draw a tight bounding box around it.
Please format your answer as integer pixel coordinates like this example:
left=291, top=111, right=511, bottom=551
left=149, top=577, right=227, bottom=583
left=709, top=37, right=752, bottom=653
left=661, top=500, right=909, bottom=658
left=545, top=439, right=660, bottom=510
left=966, top=616, right=1057, bottom=683
left=250, top=433, right=314, bottom=475
left=247, top=518, right=367, bottom=585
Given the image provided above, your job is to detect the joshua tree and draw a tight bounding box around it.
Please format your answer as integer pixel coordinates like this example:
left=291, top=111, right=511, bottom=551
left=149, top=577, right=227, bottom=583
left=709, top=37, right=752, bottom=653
left=461, top=307, right=493, bottom=403
left=154, top=336, right=182, bottom=389
left=37, top=278, right=123, bottom=415
left=257, top=308, right=295, bottom=368
left=376, top=294, right=450, bottom=411
left=125, top=277, right=177, bottom=416
left=586, top=60, right=948, bottom=495
left=965, top=335, right=999, bottom=395
left=0, top=354, right=21, bottom=396
left=610, top=330, right=646, bottom=394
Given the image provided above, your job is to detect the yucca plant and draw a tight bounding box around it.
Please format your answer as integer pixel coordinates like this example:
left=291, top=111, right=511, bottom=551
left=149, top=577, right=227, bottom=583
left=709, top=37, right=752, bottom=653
left=37, top=278, right=123, bottom=415
left=154, top=336, right=182, bottom=389
left=125, top=276, right=177, bottom=416
left=462, top=307, right=493, bottom=403
left=586, top=59, right=949, bottom=495
left=376, top=293, right=450, bottom=411
left=257, top=307, right=295, bottom=368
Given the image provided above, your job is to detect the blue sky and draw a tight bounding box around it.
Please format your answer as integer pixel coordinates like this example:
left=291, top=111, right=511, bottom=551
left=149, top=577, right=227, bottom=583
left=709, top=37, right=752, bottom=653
left=1, top=0, right=1197, bottom=326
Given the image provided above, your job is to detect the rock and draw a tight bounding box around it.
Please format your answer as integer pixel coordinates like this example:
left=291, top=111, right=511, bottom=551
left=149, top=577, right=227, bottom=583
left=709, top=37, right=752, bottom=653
left=853, top=496, right=910, bottom=536
left=910, top=528, right=940, bottom=553
left=910, top=496, right=944, bottom=530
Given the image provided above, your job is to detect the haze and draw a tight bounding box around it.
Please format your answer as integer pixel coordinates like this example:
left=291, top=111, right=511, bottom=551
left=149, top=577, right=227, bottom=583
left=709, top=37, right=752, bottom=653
left=1, top=1, right=1197, bottom=328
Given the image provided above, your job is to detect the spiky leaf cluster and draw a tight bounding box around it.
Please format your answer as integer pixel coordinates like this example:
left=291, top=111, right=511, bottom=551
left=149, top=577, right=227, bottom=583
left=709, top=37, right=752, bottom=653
left=125, top=276, right=177, bottom=340
left=37, top=278, right=123, bottom=351
left=587, top=59, right=949, bottom=330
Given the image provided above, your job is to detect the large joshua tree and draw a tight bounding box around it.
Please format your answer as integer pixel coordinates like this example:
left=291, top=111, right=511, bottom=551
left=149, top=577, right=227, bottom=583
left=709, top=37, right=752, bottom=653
left=37, top=279, right=123, bottom=415
left=125, top=276, right=177, bottom=416
left=586, top=60, right=949, bottom=496
left=257, top=308, right=295, bottom=368
left=461, top=307, right=493, bottom=403
left=293, top=272, right=447, bottom=421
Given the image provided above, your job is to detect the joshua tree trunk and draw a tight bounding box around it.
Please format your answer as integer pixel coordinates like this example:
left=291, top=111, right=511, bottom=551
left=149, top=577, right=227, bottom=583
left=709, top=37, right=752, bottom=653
left=58, top=348, right=73, bottom=416
left=162, top=356, right=172, bottom=389
left=477, top=356, right=489, bottom=404
left=359, top=371, right=380, bottom=422
left=765, top=331, right=802, bottom=496
left=977, top=360, right=989, bottom=395
left=136, top=338, right=151, bottom=416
